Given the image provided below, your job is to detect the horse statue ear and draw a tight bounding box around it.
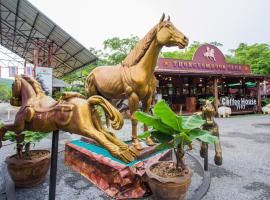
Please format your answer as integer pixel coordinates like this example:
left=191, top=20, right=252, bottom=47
left=15, top=75, right=19, bottom=80
left=159, top=13, right=165, bottom=23
left=167, top=15, right=170, bottom=21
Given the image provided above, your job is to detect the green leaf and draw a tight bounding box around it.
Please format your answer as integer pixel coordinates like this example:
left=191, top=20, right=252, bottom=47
left=134, top=111, right=175, bottom=135
left=180, top=132, right=192, bottom=144
left=188, top=129, right=208, bottom=139
left=153, top=100, right=182, bottom=131
left=174, top=134, right=182, bottom=146
left=189, top=129, right=218, bottom=144
left=155, top=142, right=174, bottom=151
left=3, top=131, right=16, bottom=142
left=173, top=133, right=192, bottom=146
left=151, top=131, right=174, bottom=143
left=182, top=115, right=205, bottom=130
left=138, top=131, right=151, bottom=139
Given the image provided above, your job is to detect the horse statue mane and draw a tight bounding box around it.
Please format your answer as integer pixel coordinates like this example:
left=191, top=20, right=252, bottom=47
left=122, top=25, right=157, bottom=67
left=21, top=75, right=45, bottom=96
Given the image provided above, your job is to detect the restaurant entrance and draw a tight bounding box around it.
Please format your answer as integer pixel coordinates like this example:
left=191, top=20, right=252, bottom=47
left=154, top=44, right=269, bottom=114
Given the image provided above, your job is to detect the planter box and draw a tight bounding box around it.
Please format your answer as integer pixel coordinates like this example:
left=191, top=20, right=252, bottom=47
left=65, top=138, right=171, bottom=199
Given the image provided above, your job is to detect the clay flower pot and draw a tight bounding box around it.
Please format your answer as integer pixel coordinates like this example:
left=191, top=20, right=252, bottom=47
left=146, top=161, right=193, bottom=200
left=5, top=150, right=51, bottom=187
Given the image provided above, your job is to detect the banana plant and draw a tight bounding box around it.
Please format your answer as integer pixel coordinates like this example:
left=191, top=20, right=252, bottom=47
left=134, top=100, right=218, bottom=170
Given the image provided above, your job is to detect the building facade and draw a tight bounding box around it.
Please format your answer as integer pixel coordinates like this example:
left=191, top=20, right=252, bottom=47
left=155, top=44, right=270, bottom=114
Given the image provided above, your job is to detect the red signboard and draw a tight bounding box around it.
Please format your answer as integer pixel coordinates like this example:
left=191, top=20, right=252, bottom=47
left=157, top=44, right=251, bottom=75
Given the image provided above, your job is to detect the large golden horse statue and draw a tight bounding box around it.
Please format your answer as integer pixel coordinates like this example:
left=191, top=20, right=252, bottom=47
left=86, top=14, right=189, bottom=150
left=0, top=76, right=138, bottom=163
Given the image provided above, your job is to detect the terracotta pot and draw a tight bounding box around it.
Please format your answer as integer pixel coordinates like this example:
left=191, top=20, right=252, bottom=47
left=146, top=161, right=193, bottom=200
left=5, top=150, right=51, bottom=187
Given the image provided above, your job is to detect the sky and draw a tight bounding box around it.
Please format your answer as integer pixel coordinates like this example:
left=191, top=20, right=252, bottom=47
left=28, top=0, right=270, bottom=54
left=1, top=0, right=270, bottom=78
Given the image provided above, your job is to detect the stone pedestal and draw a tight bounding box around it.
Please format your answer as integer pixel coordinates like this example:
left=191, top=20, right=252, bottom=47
left=65, top=138, right=171, bottom=199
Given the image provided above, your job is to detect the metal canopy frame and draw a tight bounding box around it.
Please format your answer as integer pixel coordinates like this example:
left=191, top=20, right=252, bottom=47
left=0, top=0, right=97, bottom=78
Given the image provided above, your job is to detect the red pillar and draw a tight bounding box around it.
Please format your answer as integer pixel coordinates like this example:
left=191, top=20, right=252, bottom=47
left=47, top=42, right=53, bottom=67
left=213, top=77, right=219, bottom=112
left=257, top=80, right=262, bottom=113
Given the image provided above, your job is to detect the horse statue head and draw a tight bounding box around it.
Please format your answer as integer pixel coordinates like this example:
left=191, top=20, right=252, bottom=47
left=10, top=75, right=22, bottom=106
left=122, top=14, right=188, bottom=67
left=10, top=75, right=45, bottom=107
left=156, top=14, right=188, bottom=48
left=202, top=99, right=216, bottom=126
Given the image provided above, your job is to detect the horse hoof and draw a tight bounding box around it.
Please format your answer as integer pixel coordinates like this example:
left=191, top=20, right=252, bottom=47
left=133, top=139, right=143, bottom=151
left=146, top=137, right=155, bottom=146
left=117, top=148, right=136, bottom=163
left=214, top=155, right=222, bottom=166
left=129, top=146, right=140, bottom=158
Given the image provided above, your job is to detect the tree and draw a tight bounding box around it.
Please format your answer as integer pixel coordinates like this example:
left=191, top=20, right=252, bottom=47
left=102, top=35, right=139, bottom=65
left=225, top=43, right=270, bottom=75
left=0, top=84, right=12, bottom=102
left=62, top=35, right=139, bottom=84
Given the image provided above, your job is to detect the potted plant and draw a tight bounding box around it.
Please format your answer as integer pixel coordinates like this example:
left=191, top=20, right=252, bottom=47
left=2, top=126, right=51, bottom=187
left=134, top=100, right=217, bottom=200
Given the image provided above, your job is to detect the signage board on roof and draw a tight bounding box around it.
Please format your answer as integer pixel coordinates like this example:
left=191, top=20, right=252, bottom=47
left=157, top=44, right=251, bottom=75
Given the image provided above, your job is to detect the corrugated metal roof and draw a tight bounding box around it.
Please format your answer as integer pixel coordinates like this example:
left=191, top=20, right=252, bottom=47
left=0, top=0, right=97, bottom=77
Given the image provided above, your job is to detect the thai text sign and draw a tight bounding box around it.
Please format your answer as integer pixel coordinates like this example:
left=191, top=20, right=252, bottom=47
left=157, top=58, right=251, bottom=74
left=157, top=44, right=251, bottom=75
left=220, top=96, right=257, bottom=110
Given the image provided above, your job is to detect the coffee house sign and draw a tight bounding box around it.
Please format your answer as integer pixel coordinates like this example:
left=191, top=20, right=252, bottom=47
left=220, top=96, right=257, bottom=110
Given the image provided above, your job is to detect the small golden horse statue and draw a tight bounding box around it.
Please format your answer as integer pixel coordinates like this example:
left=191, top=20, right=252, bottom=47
left=200, top=100, right=223, bottom=165
left=0, top=76, right=138, bottom=163
left=86, top=14, right=189, bottom=150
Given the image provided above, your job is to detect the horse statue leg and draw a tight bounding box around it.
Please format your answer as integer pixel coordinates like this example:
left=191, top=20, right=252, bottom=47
left=200, top=142, right=207, bottom=158
left=213, top=125, right=222, bottom=166
left=83, top=127, right=136, bottom=163
left=0, top=112, right=26, bottom=148
left=91, top=107, right=139, bottom=158
left=128, top=92, right=143, bottom=150
left=142, top=96, right=155, bottom=146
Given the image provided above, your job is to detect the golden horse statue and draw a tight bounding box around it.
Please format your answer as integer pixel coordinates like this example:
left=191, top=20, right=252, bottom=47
left=86, top=14, right=189, bottom=150
left=0, top=76, right=138, bottom=163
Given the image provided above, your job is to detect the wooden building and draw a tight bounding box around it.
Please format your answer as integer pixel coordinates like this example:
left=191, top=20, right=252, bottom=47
left=154, top=44, right=270, bottom=114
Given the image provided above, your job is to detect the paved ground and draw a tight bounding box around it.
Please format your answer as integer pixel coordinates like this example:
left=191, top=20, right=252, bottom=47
left=0, top=103, right=269, bottom=200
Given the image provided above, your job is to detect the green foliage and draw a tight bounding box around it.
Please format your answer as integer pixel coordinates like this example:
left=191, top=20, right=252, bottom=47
left=62, top=35, right=139, bottom=83
left=1, top=123, right=49, bottom=154
left=262, top=98, right=270, bottom=106
left=53, top=87, right=86, bottom=100
left=134, top=100, right=217, bottom=169
left=0, top=84, right=12, bottom=102
left=3, top=130, right=49, bottom=145
left=225, top=43, right=270, bottom=75
left=103, top=35, right=139, bottom=65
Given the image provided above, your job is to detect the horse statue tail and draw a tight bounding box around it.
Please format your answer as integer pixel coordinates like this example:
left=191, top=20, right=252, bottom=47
left=87, top=95, right=123, bottom=130
left=85, top=72, right=98, bottom=97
